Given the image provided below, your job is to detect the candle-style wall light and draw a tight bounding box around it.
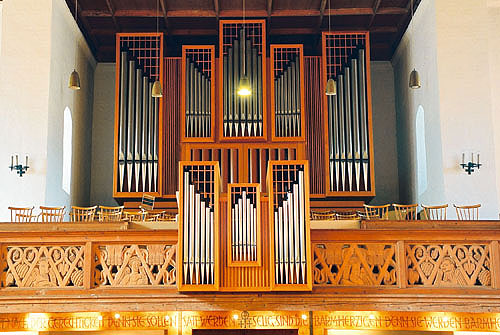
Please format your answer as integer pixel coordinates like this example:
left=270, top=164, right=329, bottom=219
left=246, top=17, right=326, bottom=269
left=9, top=154, right=29, bottom=177
left=460, top=152, right=481, bottom=175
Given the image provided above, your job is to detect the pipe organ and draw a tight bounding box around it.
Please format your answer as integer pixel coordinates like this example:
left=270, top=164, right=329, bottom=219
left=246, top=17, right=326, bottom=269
left=113, top=26, right=375, bottom=292
left=271, top=45, right=305, bottom=141
left=268, top=161, right=312, bottom=290
left=178, top=162, right=220, bottom=291
left=114, top=33, right=163, bottom=197
left=220, top=20, right=266, bottom=139
left=227, top=184, right=261, bottom=266
left=322, top=32, right=374, bottom=195
left=178, top=161, right=311, bottom=292
left=182, top=46, right=215, bottom=141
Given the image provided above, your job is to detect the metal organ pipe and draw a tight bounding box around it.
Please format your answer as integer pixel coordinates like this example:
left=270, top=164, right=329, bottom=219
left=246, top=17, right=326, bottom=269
left=118, top=51, right=128, bottom=192
left=272, top=167, right=307, bottom=285
left=358, top=48, right=369, bottom=190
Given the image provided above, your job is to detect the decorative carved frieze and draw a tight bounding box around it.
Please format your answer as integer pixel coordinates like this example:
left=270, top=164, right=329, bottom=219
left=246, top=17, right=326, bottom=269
left=3, top=246, right=85, bottom=288
left=406, top=244, right=491, bottom=287
left=94, top=244, right=176, bottom=287
left=313, top=243, right=397, bottom=286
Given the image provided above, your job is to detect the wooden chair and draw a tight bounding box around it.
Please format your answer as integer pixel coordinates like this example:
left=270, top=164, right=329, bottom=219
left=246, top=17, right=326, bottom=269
left=421, top=204, right=448, bottom=220
left=8, top=206, right=35, bottom=222
left=393, top=204, right=418, bottom=220
left=98, top=205, right=124, bottom=222
left=38, top=206, right=65, bottom=222
left=363, top=204, right=390, bottom=220
left=310, top=209, right=336, bottom=220
left=336, top=212, right=359, bottom=220
left=123, top=210, right=146, bottom=222
left=454, top=204, right=481, bottom=220
left=70, top=206, right=97, bottom=222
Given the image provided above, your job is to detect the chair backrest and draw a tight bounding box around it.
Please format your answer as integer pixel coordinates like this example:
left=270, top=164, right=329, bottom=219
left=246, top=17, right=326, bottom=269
left=393, top=204, right=418, bottom=220
left=39, top=206, right=65, bottom=222
left=421, top=204, right=448, bottom=220
left=8, top=206, right=34, bottom=222
left=454, top=204, right=480, bottom=220
left=123, top=210, right=145, bottom=222
left=364, top=204, right=390, bottom=220
left=99, top=205, right=124, bottom=222
left=70, top=206, right=97, bottom=222
left=310, top=210, right=336, bottom=221
left=140, top=193, right=155, bottom=211
left=336, top=212, right=359, bottom=220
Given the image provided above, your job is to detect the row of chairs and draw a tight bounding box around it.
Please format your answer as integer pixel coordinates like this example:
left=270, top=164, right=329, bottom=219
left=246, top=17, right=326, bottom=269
left=310, top=204, right=481, bottom=221
left=8, top=205, right=176, bottom=223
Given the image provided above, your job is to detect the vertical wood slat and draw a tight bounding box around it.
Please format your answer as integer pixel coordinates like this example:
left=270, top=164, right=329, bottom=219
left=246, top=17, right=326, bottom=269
left=396, top=240, right=407, bottom=288
left=164, top=57, right=181, bottom=195
left=304, top=56, right=325, bottom=196
left=491, top=241, right=500, bottom=289
left=83, top=241, right=93, bottom=289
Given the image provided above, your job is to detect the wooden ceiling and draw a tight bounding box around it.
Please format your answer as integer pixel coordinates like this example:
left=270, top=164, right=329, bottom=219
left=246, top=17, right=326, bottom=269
left=66, top=0, right=421, bottom=62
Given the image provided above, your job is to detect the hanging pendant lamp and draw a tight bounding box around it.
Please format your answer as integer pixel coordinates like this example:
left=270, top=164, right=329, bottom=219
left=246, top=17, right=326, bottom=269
left=325, top=0, right=336, bottom=96
left=69, top=69, right=81, bottom=90
left=409, top=68, right=421, bottom=89
left=69, top=0, right=81, bottom=90
left=408, top=0, right=421, bottom=89
left=325, top=78, right=337, bottom=96
left=237, top=0, right=251, bottom=96
left=152, top=0, right=163, bottom=98
left=237, top=76, right=251, bottom=96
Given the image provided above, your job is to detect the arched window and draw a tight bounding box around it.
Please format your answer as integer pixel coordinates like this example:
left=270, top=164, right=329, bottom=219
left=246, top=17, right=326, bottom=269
left=62, top=107, right=73, bottom=194
left=416, top=105, right=428, bottom=196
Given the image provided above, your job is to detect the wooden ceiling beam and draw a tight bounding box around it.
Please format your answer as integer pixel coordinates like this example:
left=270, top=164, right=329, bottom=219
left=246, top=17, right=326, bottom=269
left=69, top=0, right=99, bottom=59
left=213, top=0, right=219, bottom=18
left=114, top=9, right=160, bottom=17
left=317, top=0, right=328, bottom=31
left=219, top=9, right=268, bottom=17
left=324, top=8, right=374, bottom=16
left=378, top=7, right=409, bottom=15
left=367, top=0, right=382, bottom=29
left=391, top=0, right=419, bottom=54
left=159, top=0, right=171, bottom=31
left=104, top=0, right=120, bottom=31
left=272, top=9, right=320, bottom=16
left=168, top=9, right=217, bottom=17
left=80, top=10, right=111, bottom=17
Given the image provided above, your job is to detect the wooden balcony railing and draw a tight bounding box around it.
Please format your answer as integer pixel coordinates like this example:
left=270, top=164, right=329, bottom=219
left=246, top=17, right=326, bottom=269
left=0, top=228, right=177, bottom=289
left=1, top=222, right=500, bottom=313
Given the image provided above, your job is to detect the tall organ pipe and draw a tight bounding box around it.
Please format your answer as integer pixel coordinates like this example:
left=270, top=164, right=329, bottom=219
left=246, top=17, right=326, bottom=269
left=358, top=48, right=369, bottom=191
left=118, top=51, right=128, bottom=192
left=127, top=59, right=136, bottom=192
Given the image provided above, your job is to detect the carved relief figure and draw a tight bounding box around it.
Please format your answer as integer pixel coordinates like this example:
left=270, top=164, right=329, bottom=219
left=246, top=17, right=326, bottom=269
left=341, top=251, right=369, bottom=285
left=435, top=256, right=466, bottom=286
left=118, top=256, right=148, bottom=286
left=29, top=257, right=57, bottom=287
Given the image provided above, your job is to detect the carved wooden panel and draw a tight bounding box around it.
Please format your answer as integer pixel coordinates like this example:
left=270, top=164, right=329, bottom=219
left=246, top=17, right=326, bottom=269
left=406, top=244, right=491, bottom=287
left=94, top=244, right=176, bottom=287
left=3, top=245, right=85, bottom=288
left=313, top=243, right=397, bottom=286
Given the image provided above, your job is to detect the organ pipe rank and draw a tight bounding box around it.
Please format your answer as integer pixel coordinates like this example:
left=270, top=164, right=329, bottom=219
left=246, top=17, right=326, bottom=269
left=117, top=49, right=159, bottom=194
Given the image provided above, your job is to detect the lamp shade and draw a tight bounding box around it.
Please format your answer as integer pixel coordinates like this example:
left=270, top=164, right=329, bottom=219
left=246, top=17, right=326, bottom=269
left=237, top=75, right=251, bottom=96
left=69, top=70, right=81, bottom=90
left=409, top=68, right=421, bottom=89
left=325, top=78, right=337, bottom=96
left=152, top=80, right=163, bottom=98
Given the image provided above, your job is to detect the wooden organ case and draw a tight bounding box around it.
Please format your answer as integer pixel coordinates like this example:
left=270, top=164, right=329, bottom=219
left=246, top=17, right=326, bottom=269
left=113, top=27, right=375, bottom=292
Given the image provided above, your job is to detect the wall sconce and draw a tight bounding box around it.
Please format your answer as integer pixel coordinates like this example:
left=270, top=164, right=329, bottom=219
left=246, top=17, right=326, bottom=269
left=460, top=152, right=481, bottom=175
left=9, top=155, right=29, bottom=177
